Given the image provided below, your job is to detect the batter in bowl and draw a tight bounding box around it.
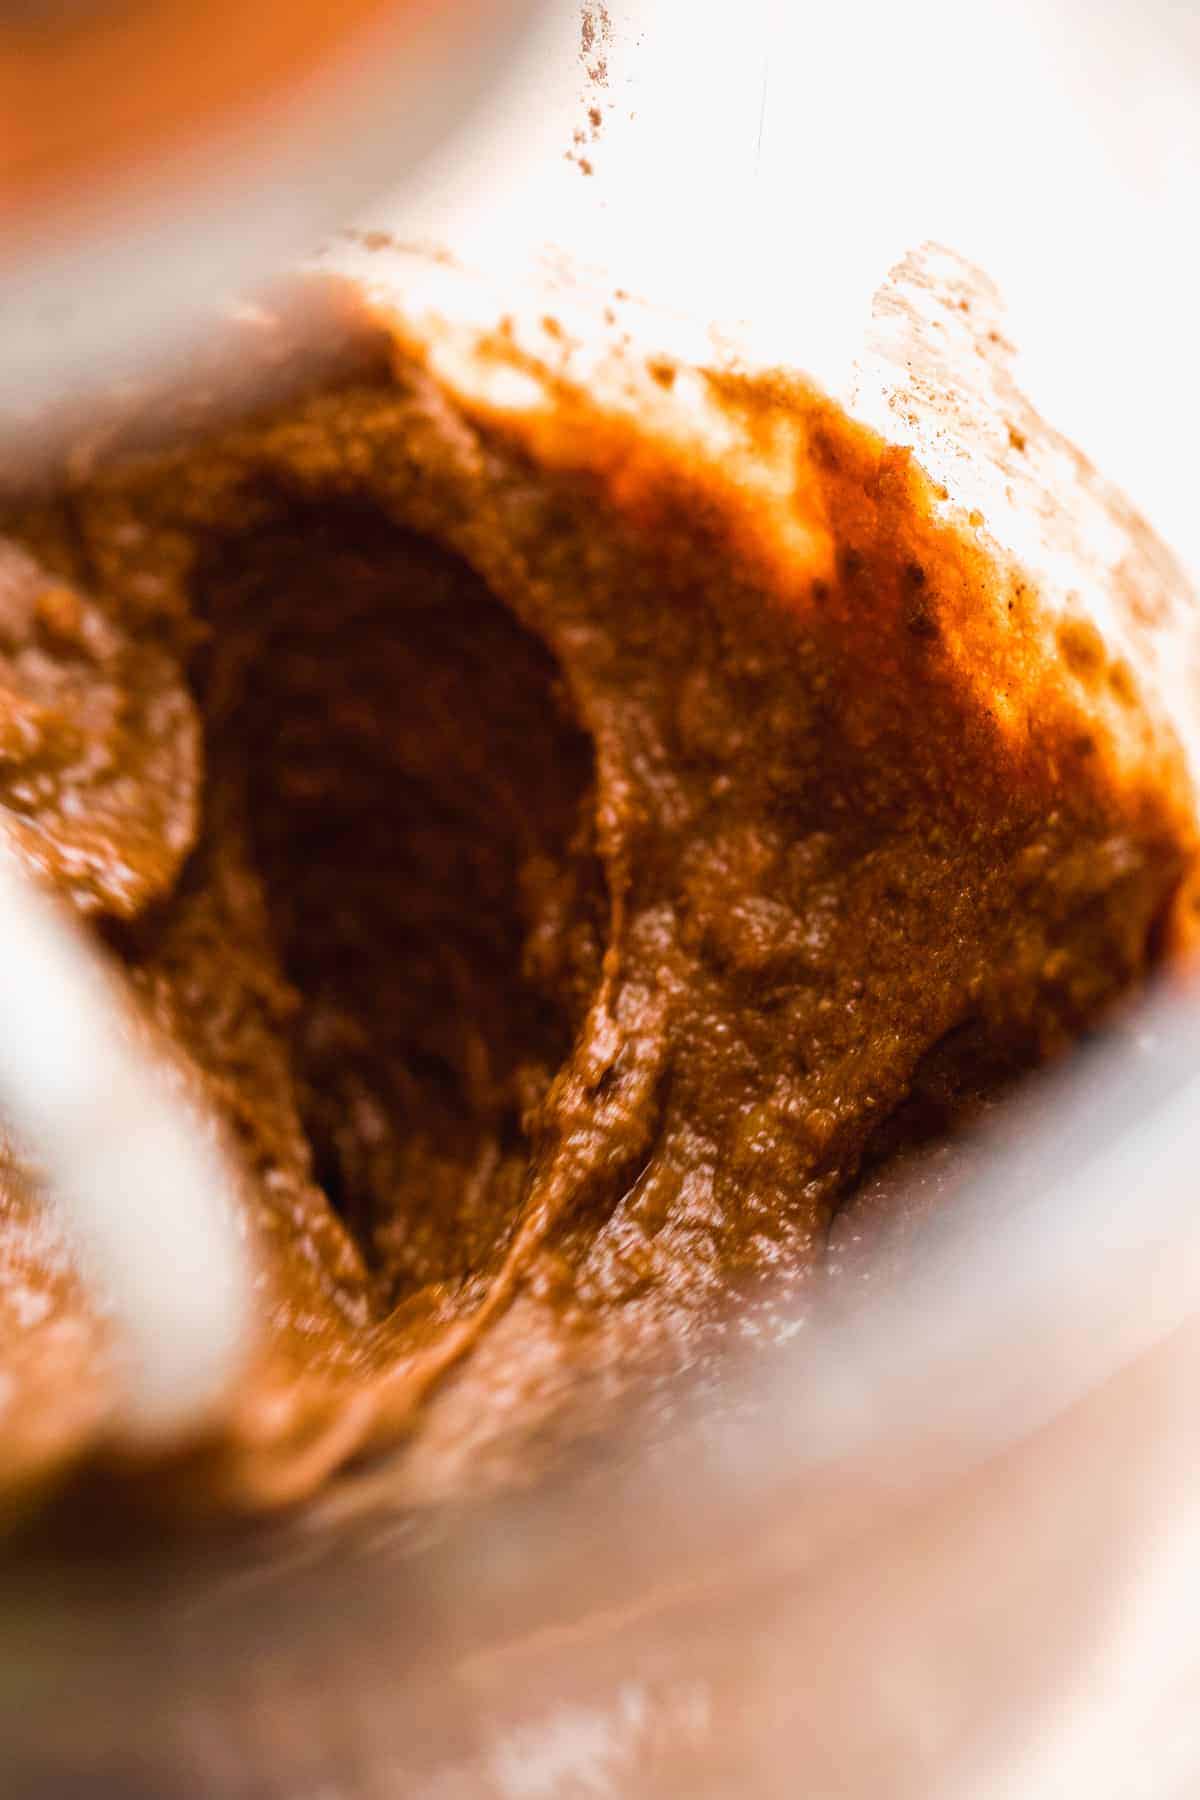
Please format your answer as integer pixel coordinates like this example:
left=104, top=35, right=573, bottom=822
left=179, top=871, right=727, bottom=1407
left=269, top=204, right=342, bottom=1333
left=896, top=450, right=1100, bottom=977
left=0, top=244, right=1196, bottom=1511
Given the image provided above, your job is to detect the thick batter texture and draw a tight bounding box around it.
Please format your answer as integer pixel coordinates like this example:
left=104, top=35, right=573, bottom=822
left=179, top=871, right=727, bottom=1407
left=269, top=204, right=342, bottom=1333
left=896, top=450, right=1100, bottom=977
left=0, top=246, right=1196, bottom=1510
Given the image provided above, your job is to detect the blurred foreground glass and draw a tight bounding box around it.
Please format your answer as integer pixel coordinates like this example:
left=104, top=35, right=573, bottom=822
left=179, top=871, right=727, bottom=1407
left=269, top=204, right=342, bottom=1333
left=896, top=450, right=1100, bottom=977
left=0, top=0, right=547, bottom=427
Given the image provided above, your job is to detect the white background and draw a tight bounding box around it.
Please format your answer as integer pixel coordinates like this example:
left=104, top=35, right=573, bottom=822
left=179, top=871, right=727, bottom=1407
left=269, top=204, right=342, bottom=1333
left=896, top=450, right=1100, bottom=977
left=374, top=0, right=1200, bottom=577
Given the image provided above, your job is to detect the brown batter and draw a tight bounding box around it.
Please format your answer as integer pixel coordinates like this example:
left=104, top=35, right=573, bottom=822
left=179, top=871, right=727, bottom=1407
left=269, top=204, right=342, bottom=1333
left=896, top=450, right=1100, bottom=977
left=0, top=246, right=1195, bottom=1511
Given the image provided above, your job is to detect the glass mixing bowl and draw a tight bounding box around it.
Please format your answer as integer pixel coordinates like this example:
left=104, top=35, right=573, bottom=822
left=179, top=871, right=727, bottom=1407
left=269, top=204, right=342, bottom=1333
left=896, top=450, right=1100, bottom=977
left=2, top=2, right=1200, bottom=1794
